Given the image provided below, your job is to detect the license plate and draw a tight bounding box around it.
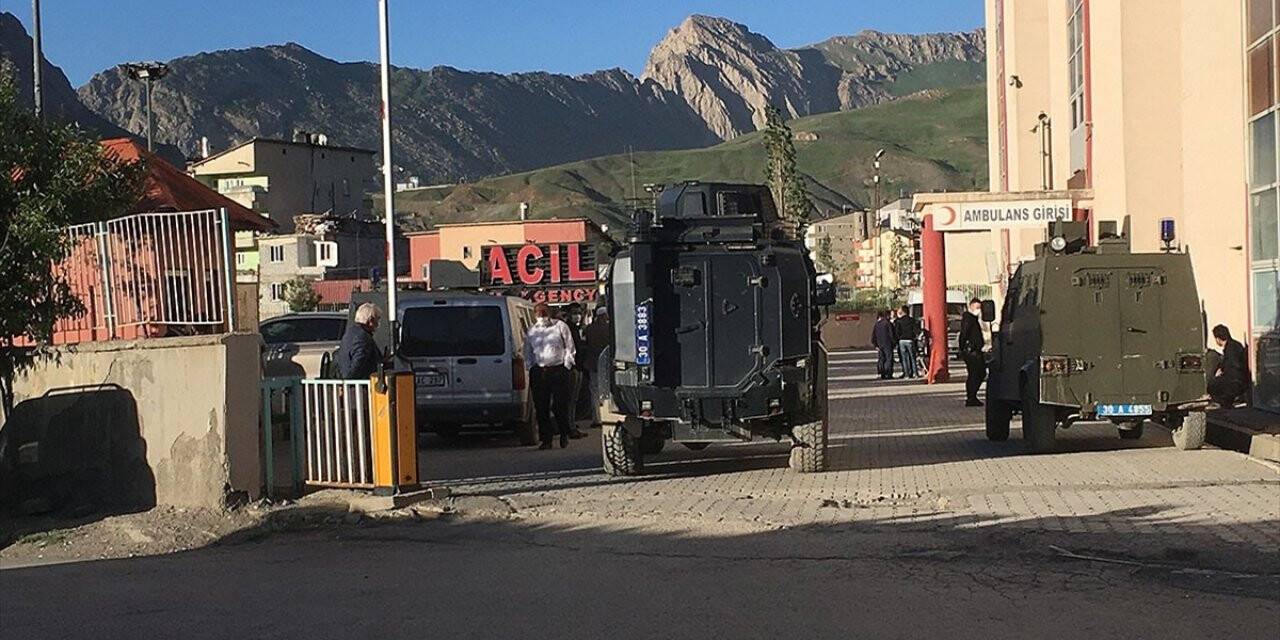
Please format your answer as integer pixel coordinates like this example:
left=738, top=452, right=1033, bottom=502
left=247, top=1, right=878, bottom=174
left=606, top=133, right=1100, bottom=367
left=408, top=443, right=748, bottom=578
left=635, top=303, right=652, bottom=366
left=1097, top=404, right=1152, bottom=417
left=415, top=372, right=445, bottom=387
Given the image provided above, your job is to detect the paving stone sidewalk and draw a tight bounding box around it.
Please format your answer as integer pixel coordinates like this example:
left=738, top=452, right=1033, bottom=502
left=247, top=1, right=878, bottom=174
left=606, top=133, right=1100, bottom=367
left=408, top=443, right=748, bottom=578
left=427, top=350, right=1280, bottom=550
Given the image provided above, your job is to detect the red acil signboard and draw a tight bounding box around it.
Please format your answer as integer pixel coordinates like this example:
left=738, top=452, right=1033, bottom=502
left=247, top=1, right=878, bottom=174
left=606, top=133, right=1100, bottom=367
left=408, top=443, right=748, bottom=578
left=484, top=243, right=596, bottom=286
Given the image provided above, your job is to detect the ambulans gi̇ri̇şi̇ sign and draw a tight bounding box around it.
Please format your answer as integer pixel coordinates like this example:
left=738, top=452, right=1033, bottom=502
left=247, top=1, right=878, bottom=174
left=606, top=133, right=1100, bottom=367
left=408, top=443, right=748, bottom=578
left=933, top=199, right=1073, bottom=231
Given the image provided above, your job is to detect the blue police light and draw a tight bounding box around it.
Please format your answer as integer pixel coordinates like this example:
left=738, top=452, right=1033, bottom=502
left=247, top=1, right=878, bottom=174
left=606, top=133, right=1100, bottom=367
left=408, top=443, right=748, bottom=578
left=1159, top=218, right=1176, bottom=251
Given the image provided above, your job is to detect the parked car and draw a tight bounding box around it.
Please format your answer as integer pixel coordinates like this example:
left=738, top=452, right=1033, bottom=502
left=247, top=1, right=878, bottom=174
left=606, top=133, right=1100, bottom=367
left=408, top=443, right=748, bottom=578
left=351, top=291, right=538, bottom=445
left=259, top=311, right=347, bottom=379
left=909, top=290, right=969, bottom=360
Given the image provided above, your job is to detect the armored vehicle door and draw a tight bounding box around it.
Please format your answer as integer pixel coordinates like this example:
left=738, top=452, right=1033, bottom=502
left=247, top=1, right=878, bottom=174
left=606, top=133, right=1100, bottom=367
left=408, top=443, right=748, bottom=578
left=1117, top=268, right=1165, bottom=395
left=666, top=252, right=764, bottom=391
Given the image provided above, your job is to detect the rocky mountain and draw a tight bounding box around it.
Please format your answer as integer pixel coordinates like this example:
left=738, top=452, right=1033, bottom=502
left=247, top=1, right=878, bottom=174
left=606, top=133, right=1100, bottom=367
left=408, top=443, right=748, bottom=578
left=643, top=15, right=985, bottom=139
left=1, top=14, right=126, bottom=135
left=78, top=43, right=719, bottom=183
left=71, top=13, right=984, bottom=183
left=0, top=13, right=183, bottom=162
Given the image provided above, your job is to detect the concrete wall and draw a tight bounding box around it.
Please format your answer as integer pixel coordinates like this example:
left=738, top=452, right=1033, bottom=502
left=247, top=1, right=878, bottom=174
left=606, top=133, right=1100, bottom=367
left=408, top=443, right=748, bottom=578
left=822, top=315, right=876, bottom=350
left=6, top=334, right=262, bottom=510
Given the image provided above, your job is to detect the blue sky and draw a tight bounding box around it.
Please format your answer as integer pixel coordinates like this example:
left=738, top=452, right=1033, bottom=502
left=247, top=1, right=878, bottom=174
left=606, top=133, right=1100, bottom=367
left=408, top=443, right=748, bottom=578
left=4, top=0, right=982, bottom=87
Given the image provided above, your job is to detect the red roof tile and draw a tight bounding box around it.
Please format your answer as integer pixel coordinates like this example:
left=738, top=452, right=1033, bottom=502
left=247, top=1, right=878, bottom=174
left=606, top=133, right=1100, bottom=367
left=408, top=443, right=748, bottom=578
left=100, top=138, right=275, bottom=232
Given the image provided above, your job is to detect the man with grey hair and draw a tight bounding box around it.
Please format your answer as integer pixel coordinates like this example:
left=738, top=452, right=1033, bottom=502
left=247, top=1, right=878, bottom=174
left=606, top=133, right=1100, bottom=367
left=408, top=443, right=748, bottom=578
left=339, top=302, right=382, bottom=379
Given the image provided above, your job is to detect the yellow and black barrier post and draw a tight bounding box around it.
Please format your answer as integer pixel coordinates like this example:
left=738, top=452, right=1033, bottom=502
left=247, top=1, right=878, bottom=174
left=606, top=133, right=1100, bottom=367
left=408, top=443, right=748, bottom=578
left=371, top=366, right=419, bottom=495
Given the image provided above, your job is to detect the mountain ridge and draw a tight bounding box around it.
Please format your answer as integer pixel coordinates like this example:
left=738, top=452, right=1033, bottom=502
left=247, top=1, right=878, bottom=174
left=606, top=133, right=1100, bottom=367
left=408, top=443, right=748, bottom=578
left=69, top=14, right=984, bottom=183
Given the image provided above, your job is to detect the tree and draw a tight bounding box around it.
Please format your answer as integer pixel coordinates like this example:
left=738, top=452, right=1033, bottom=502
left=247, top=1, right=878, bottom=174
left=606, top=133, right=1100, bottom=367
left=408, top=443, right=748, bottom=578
left=815, top=235, right=834, bottom=274
left=283, top=276, right=322, bottom=312
left=0, top=63, right=145, bottom=416
left=762, top=106, right=814, bottom=234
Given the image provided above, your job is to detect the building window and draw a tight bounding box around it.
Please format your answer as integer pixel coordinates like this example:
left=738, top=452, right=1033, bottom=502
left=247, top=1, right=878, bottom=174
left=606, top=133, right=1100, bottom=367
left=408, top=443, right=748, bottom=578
left=1067, top=0, right=1087, bottom=176
left=270, top=282, right=286, bottom=301
left=235, top=251, right=248, bottom=268
left=463, top=246, right=473, bottom=259
left=268, top=245, right=285, bottom=263
left=1246, top=0, right=1280, bottom=412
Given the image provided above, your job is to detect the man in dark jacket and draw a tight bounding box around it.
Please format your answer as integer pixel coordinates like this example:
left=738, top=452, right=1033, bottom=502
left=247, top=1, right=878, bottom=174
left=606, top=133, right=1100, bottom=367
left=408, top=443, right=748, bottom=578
left=338, top=302, right=383, bottom=380
left=871, top=310, right=896, bottom=380
left=582, top=307, right=612, bottom=428
left=1208, top=324, right=1250, bottom=406
left=959, top=298, right=986, bottom=406
left=892, top=306, right=920, bottom=379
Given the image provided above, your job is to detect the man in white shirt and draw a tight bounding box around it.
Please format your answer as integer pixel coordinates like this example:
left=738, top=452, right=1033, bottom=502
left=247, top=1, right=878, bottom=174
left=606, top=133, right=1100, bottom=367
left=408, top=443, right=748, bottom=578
left=524, top=302, right=580, bottom=449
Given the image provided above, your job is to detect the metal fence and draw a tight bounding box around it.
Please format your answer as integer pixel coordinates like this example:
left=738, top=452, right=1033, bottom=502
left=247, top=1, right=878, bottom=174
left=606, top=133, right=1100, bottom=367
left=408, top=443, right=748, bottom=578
left=42, top=209, right=236, bottom=344
left=301, top=379, right=375, bottom=488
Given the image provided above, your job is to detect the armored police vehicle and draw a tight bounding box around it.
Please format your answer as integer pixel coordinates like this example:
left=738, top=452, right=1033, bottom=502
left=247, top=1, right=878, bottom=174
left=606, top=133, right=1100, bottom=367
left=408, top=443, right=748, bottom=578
left=985, top=221, right=1209, bottom=453
left=598, top=182, right=834, bottom=476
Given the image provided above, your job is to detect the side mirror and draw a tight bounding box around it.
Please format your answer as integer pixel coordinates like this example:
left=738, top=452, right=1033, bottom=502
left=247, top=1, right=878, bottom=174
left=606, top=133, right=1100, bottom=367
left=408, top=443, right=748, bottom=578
left=980, top=299, right=997, bottom=323
left=814, top=281, right=837, bottom=306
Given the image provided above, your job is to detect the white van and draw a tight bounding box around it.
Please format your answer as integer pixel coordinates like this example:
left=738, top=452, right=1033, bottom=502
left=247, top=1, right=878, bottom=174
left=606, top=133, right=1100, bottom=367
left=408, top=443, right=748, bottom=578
left=392, top=292, right=538, bottom=444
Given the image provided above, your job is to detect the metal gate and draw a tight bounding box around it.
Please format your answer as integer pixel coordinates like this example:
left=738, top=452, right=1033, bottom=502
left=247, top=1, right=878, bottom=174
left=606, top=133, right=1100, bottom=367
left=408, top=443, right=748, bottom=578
left=260, top=378, right=377, bottom=496
left=301, top=379, right=376, bottom=488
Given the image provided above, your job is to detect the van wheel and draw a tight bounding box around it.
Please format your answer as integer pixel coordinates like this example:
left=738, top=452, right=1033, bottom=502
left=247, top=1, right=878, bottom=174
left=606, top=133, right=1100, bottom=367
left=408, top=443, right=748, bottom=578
left=1020, top=384, right=1057, bottom=454
left=985, top=397, right=1012, bottom=441
left=602, top=423, right=643, bottom=476
left=1172, top=412, right=1207, bottom=451
left=682, top=443, right=709, bottom=451
left=511, top=419, right=538, bottom=446
left=1118, top=420, right=1144, bottom=440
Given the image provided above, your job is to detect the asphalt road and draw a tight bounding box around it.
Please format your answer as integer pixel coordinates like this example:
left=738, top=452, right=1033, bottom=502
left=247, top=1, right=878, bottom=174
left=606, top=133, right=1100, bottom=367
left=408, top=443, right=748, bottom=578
left=2, top=517, right=1277, bottom=640
left=3, top=350, right=1277, bottom=639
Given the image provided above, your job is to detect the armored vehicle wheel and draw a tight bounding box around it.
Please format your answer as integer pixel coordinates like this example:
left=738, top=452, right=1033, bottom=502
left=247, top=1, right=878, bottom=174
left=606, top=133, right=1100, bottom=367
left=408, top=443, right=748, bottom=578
left=602, top=423, right=643, bottom=476
left=682, top=443, right=709, bottom=451
left=985, top=398, right=1012, bottom=441
left=1172, top=412, right=1207, bottom=451
left=789, top=422, right=828, bottom=472
left=641, top=428, right=666, bottom=455
left=1118, top=420, right=1144, bottom=440
left=1020, top=384, right=1057, bottom=454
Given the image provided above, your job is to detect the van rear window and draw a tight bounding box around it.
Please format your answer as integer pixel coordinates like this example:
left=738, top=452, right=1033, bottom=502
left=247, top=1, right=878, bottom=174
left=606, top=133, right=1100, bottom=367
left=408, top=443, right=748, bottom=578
left=400, top=307, right=505, bottom=357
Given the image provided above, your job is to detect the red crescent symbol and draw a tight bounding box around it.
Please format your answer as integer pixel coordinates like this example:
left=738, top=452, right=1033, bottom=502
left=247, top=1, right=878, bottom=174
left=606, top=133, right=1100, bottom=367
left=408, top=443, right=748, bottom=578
left=940, top=206, right=957, bottom=227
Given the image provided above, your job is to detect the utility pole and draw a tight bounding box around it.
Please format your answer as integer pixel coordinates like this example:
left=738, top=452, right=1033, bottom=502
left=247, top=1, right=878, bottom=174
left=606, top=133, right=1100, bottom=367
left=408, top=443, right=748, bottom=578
left=378, top=0, right=398, bottom=351
left=31, top=0, right=42, bottom=118
left=872, top=148, right=885, bottom=290
left=123, top=62, right=169, bottom=152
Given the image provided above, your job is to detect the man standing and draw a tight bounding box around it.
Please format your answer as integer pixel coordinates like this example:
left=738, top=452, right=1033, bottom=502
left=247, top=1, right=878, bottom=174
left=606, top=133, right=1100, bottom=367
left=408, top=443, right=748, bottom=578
left=893, top=306, right=920, bottom=379
left=1208, top=324, right=1250, bottom=407
left=582, top=306, right=612, bottom=428
left=525, top=302, right=579, bottom=449
left=871, top=310, right=896, bottom=380
left=338, top=302, right=383, bottom=380
left=959, top=298, right=986, bottom=406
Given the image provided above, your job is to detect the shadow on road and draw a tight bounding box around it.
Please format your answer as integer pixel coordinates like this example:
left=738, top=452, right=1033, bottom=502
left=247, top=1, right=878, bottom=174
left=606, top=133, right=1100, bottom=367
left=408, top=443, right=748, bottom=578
left=1, top=499, right=1276, bottom=640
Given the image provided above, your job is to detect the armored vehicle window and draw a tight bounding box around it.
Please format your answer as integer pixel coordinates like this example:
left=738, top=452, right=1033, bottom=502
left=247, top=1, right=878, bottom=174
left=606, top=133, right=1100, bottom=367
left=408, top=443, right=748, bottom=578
left=681, top=192, right=707, bottom=217
left=716, top=191, right=756, bottom=217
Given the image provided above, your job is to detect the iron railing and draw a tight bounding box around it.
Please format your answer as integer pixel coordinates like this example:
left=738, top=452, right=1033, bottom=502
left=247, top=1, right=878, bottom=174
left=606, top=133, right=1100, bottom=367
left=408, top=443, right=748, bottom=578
left=39, top=209, right=236, bottom=345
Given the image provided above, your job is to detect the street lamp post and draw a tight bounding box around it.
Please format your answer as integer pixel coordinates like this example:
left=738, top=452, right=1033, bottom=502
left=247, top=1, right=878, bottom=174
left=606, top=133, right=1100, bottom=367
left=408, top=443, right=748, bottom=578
left=122, top=62, right=170, bottom=152
left=31, top=0, right=42, bottom=118
left=377, top=0, right=397, bottom=352
left=872, top=148, right=885, bottom=290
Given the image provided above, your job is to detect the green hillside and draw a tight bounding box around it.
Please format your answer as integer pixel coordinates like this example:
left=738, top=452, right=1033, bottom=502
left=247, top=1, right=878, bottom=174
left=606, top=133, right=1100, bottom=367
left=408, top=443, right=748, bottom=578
left=385, top=85, right=987, bottom=237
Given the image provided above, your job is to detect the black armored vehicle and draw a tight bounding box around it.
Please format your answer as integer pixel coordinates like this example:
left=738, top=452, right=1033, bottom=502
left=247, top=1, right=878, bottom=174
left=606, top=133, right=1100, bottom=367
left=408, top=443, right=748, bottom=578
left=985, top=221, right=1209, bottom=453
left=598, top=182, right=834, bottom=476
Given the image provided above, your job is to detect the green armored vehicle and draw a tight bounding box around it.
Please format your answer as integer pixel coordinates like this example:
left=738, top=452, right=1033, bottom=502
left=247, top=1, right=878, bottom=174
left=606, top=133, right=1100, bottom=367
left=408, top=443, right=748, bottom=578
left=984, top=221, right=1208, bottom=453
